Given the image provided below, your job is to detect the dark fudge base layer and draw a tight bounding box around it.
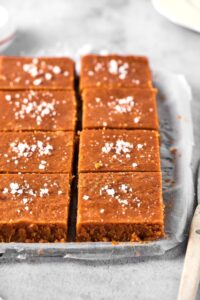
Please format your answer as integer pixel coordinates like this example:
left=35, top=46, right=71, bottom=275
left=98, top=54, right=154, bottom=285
left=0, top=222, right=67, bottom=243
left=77, top=223, right=164, bottom=242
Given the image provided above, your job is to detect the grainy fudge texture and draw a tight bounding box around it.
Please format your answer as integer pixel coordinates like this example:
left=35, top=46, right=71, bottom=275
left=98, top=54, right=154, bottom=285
left=82, top=88, right=158, bottom=130
left=0, top=173, right=71, bottom=242
left=77, top=172, right=164, bottom=242
left=0, top=90, right=77, bottom=131
left=79, top=129, right=160, bottom=172
left=0, top=131, right=74, bottom=173
left=0, top=56, right=75, bottom=90
left=80, top=54, right=152, bottom=90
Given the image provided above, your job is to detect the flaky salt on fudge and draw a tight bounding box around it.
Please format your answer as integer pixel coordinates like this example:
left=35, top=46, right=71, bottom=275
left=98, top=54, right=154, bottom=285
left=80, top=54, right=152, bottom=90
left=0, top=56, right=75, bottom=90
left=79, top=129, right=161, bottom=173
left=77, top=172, right=164, bottom=242
left=82, top=88, right=158, bottom=130
left=0, top=131, right=74, bottom=173
left=0, top=90, right=77, bottom=131
left=0, top=174, right=71, bottom=242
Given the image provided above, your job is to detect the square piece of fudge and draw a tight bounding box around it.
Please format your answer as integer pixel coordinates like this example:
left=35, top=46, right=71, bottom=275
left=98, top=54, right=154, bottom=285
left=79, top=129, right=160, bottom=172
left=0, top=90, right=77, bottom=131
left=77, top=172, right=164, bottom=242
left=80, top=54, right=152, bottom=90
left=82, top=88, right=158, bottom=130
left=0, top=56, right=75, bottom=90
left=0, top=131, right=74, bottom=173
left=0, top=173, right=71, bottom=242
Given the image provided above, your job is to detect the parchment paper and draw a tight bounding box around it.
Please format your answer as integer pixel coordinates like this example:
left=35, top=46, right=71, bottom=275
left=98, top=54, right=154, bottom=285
left=0, top=69, right=194, bottom=261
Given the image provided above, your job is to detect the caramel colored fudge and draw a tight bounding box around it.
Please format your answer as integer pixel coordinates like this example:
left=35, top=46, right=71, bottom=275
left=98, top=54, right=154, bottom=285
left=0, top=131, right=74, bottom=173
left=80, top=54, right=152, bottom=90
left=0, top=90, right=77, bottom=131
left=0, top=56, right=75, bottom=90
left=79, top=129, right=160, bottom=172
left=77, top=172, right=164, bottom=242
left=82, top=88, right=158, bottom=130
left=0, top=174, right=71, bottom=242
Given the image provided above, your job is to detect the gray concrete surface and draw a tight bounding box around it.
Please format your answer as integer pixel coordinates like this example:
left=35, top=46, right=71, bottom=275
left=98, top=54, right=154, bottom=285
left=0, top=0, right=200, bottom=299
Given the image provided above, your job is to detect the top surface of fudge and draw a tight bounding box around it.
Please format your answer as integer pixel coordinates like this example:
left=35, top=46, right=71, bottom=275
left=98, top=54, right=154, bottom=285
left=0, top=90, right=77, bottom=131
left=80, top=54, right=152, bottom=90
left=0, top=131, right=74, bottom=173
left=0, top=173, right=70, bottom=223
left=0, top=56, right=75, bottom=90
left=79, top=129, right=161, bottom=172
left=77, top=172, right=163, bottom=225
left=82, top=88, right=158, bottom=130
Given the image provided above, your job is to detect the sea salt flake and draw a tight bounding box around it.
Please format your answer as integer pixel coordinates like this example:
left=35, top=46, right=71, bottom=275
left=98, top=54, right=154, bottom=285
left=120, top=184, right=129, bottom=192
left=40, top=188, right=49, bottom=197
left=83, top=195, right=89, bottom=200
left=45, top=73, right=52, bottom=80
left=38, top=160, right=47, bottom=170
left=2, top=188, right=8, bottom=194
left=88, top=70, right=94, bottom=76
left=64, top=71, right=69, bottom=76
left=133, top=116, right=140, bottom=123
left=33, top=78, right=42, bottom=86
left=108, top=60, right=118, bottom=74
left=102, top=142, right=113, bottom=154
left=132, top=163, right=138, bottom=168
left=53, top=66, right=61, bottom=74
left=137, top=144, right=143, bottom=149
left=23, top=198, right=28, bottom=204
left=106, top=188, right=115, bottom=196
left=118, top=199, right=128, bottom=206
left=5, top=94, right=11, bottom=101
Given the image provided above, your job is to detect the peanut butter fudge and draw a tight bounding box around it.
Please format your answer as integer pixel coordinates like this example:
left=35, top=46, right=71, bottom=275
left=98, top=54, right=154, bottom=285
left=79, top=129, right=160, bottom=172
left=77, top=172, right=164, bottom=242
left=0, top=173, right=71, bottom=242
left=0, top=131, right=74, bottom=173
left=0, top=90, right=77, bottom=131
left=82, top=88, right=158, bottom=130
left=0, top=56, right=75, bottom=90
left=80, top=54, right=152, bottom=90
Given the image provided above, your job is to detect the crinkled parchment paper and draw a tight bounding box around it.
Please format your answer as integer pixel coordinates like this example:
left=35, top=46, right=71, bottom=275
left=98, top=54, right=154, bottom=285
left=0, top=69, right=194, bottom=261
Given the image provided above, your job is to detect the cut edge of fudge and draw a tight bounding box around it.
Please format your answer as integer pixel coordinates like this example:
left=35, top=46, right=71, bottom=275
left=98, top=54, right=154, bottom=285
left=0, top=173, right=72, bottom=243
left=76, top=172, right=164, bottom=242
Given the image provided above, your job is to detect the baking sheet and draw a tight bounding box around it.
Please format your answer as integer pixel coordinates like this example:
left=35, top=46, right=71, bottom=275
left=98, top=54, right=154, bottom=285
left=0, top=68, right=194, bottom=261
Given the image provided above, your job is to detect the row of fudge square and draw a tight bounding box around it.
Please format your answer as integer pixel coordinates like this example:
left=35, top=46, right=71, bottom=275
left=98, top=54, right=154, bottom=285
left=0, top=56, right=76, bottom=242
left=0, top=54, right=151, bottom=90
left=0, top=129, right=163, bottom=242
left=0, top=55, right=156, bottom=130
left=77, top=54, right=164, bottom=242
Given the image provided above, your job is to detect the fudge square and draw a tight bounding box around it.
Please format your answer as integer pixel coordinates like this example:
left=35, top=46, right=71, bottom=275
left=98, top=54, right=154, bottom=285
left=0, top=131, right=74, bottom=173
left=78, top=129, right=161, bottom=172
left=0, top=90, right=77, bottom=131
left=82, top=88, right=159, bottom=130
left=0, top=173, right=71, bottom=242
left=80, top=54, right=152, bottom=90
left=77, top=172, right=164, bottom=242
left=0, top=56, right=75, bottom=90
